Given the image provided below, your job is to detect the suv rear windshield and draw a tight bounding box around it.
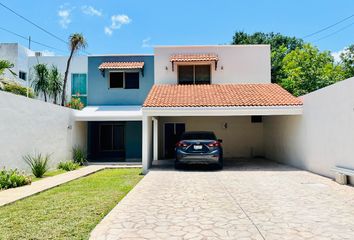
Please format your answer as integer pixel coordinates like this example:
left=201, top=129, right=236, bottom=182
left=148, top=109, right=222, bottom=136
left=180, top=132, right=217, bottom=140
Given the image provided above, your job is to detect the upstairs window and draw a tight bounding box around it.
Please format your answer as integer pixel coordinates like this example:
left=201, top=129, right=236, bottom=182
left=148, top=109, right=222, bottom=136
left=178, top=65, right=211, bottom=84
left=19, top=71, right=27, bottom=81
left=109, top=72, right=139, bottom=89
left=72, top=73, right=87, bottom=106
left=110, top=72, right=124, bottom=88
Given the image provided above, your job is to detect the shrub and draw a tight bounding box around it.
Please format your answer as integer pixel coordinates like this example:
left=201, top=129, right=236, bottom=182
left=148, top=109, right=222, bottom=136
left=72, top=146, right=87, bottom=165
left=66, top=96, right=84, bottom=110
left=0, top=168, right=31, bottom=190
left=58, top=161, right=80, bottom=171
left=23, top=153, right=50, bottom=178
left=1, top=80, right=35, bottom=98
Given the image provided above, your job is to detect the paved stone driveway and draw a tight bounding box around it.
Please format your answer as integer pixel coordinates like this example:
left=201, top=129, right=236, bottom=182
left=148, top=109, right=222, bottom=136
left=90, top=160, right=354, bottom=240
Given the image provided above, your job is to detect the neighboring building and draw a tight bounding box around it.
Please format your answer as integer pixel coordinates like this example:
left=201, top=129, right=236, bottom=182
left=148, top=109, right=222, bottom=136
left=0, top=43, right=87, bottom=103
left=76, top=54, right=154, bottom=161
left=28, top=56, right=87, bottom=103
left=0, top=43, right=34, bottom=84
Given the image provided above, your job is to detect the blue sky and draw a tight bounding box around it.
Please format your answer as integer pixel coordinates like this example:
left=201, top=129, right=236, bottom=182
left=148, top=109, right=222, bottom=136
left=0, top=0, right=353, bottom=57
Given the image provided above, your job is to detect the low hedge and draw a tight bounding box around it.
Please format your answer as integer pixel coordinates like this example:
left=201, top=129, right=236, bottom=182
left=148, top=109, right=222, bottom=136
left=0, top=169, right=32, bottom=190
left=0, top=79, right=34, bottom=98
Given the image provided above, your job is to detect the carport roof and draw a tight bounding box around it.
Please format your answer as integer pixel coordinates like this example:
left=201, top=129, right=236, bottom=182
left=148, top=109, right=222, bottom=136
left=143, top=83, right=302, bottom=108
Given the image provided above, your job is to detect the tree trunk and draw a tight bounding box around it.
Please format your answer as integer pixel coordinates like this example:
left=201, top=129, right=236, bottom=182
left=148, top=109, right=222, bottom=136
left=61, top=49, right=75, bottom=106
left=44, top=92, right=47, bottom=102
left=53, top=94, right=57, bottom=104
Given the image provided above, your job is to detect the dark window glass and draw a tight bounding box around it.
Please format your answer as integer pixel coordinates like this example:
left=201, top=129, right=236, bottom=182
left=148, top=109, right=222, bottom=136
left=178, top=65, right=194, bottom=84
left=195, top=65, right=210, bottom=84
left=19, top=71, right=26, bottom=80
left=100, top=124, right=125, bottom=151
left=180, top=131, right=217, bottom=140
left=113, top=125, right=125, bottom=150
left=125, top=72, right=139, bottom=89
left=110, top=72, right=123, bottom=88
left=100, top=125, right=112, bottom=151
left=251, top=116, right=263, bottom=123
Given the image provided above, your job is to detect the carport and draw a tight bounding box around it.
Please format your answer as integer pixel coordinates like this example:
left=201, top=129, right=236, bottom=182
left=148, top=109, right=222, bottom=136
left=141, top=84, right=303, bottom=173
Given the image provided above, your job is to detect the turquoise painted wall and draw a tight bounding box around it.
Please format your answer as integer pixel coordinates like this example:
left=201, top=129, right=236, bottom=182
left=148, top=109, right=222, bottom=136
left=125, top=121, right=142, bottom=159
left=87, top=55, right=154, bottom=105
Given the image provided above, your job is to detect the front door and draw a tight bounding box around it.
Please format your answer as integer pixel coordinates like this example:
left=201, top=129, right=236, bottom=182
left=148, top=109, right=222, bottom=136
left=164, top=123, right=185, bottom=158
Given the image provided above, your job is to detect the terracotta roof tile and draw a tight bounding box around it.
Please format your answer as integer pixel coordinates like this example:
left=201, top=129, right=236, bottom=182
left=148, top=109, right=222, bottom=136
left=170, top=54, right=219, bottom=62
left=143, top=84, right=302, bottom=108
left=98, top=62, right=144, bottom=70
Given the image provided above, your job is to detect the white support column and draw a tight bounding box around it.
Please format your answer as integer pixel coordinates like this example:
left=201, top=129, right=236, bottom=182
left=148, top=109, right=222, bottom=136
left=142, top=115, right=153, bottom=174
left=153, top=117, right=158, bottom=161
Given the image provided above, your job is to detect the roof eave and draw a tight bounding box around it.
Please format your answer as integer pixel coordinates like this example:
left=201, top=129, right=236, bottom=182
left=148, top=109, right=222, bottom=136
left=142, top=105, right=303, bottom=117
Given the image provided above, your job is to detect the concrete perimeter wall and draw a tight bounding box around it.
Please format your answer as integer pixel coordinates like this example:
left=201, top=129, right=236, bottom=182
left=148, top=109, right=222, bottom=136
left=0, top=91, right=87, bottom=172
left=264, top=77, right=354, bottom=178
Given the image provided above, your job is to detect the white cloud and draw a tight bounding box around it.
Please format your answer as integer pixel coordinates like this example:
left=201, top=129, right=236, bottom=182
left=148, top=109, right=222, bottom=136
left=104, top=14, right=132, bottom=36
left=332, top=48, right=345, bottom=63
left=81, top=5, right=102, bottom=17
left=142, top=37, right=152, bottom=48
left=104, top=27, right=113, bottom=36
left=58, top=5, right=73, bottom=29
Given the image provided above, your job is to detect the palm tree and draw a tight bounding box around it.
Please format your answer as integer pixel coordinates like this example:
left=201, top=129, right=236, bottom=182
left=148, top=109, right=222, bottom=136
left=48, top=65, right=63, bottom=104
left=32, top=64, right=49, bottom=102
left=61, top=33, right=87, bottom=106
left=0, top=60, right=16, bottom=76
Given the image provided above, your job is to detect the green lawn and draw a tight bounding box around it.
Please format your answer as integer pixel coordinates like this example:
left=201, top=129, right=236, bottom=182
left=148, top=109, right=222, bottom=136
left=0, top=168, right=143, bottom=240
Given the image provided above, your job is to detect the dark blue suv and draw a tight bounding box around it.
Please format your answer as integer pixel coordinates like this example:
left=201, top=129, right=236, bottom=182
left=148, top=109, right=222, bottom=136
left=175, top=131, right=223, bottom=169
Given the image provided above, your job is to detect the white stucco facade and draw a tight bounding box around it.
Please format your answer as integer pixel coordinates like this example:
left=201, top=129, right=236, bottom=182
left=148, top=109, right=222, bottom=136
left=157, top=116, right=264, bottom=159
left=154, top=45, right=271, bottom=84
left=264, top=77, right=354, bottom=178
left=0, top=43, right=35, bottom=84
left=0, top=91, right=87, bottom=172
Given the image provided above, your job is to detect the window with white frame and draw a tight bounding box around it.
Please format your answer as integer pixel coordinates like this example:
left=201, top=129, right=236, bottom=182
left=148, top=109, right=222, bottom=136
left=109, top=71, right=139, bottom=89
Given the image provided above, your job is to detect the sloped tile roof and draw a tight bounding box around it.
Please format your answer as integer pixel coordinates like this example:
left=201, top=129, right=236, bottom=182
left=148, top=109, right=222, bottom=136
left=98, top=62, right=144, bottom=70
left=170, top=54, right=219, bottom=62
left=143, top=84, right=302, bottom=108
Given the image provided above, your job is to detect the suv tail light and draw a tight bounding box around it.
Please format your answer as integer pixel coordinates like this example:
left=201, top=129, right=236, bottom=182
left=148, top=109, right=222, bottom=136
left=176, top=141, right=188, bottom=147
left=208, top=141, right=221, bottom=147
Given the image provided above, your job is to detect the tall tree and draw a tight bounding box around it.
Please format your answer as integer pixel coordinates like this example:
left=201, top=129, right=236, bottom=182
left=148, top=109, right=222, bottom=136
left=280, top=44, right=345, bottom=96
left=32, top=64, right=49, bottom=102
left=48, top=65, right=63, bottom=104
left=0, top=60, right=16, bottom=76
left=61, top=33, right=87, bottom=106
left=340, top=44, right=354, bottom=79
left=232, top=31, right=304, bottom=83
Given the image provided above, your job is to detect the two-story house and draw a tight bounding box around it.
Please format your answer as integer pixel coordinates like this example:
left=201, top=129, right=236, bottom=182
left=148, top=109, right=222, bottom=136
left=141, top=45, right=302, bottom=172
left=75, top=45, right=302, bottom=173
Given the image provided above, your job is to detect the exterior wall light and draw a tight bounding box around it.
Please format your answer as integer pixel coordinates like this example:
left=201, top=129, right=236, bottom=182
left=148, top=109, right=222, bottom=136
left=67, top=125, right=73, bottom=130
left=221, top=66, right=224, bottom=70
left=223, top=123, right=228, bottom=129
left=165, top=66, right=168, bottom=71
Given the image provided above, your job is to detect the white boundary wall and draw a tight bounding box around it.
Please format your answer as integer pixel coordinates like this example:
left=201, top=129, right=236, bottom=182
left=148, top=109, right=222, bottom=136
left=264, top=77, right=354, bottom=178
left=0, top=91, right=87, bottom=172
